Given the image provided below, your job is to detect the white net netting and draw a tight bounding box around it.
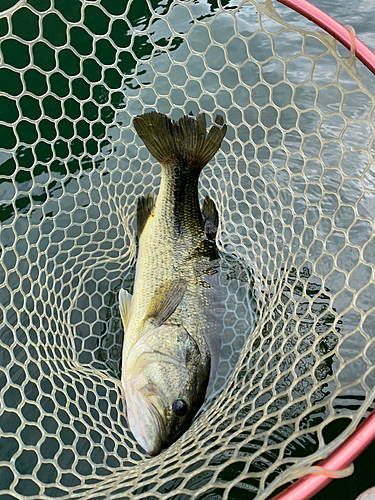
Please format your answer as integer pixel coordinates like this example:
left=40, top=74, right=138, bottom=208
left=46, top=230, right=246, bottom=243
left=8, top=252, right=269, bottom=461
left=0, top=0, right=375, bottom=498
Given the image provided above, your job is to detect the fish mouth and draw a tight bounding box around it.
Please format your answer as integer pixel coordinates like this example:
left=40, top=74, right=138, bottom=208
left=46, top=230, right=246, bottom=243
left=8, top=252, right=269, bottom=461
left=126, top=389, right=167, bottom=456
left=140, top=400, right=166, bottom=456
left=147, top=400, right=167, bottom=452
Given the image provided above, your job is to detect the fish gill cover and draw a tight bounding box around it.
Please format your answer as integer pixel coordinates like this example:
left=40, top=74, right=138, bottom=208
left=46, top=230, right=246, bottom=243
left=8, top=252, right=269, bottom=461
left=0, top=0, right=374, bottom=499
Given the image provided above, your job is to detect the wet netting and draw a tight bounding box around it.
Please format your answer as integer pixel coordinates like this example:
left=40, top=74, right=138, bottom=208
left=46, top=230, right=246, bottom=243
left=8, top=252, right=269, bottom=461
left=0, top=0, right=375, bottom=498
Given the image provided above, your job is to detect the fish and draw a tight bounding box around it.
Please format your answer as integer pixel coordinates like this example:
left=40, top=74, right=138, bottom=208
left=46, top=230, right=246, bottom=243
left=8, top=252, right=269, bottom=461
left=119, top=112, right=227, bottom=455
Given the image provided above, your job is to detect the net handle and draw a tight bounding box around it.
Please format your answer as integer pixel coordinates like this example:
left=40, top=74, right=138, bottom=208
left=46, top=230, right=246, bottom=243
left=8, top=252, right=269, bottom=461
left=276, top=0, right=375, bottom=75
left=271, top=409, right=375, bottom=500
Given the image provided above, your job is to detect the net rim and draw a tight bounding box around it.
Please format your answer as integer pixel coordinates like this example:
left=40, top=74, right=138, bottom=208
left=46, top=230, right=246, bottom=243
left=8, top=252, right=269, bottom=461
left=276, top=0, right=375, bottom=75
left=271, top=408, right=375, bottom=500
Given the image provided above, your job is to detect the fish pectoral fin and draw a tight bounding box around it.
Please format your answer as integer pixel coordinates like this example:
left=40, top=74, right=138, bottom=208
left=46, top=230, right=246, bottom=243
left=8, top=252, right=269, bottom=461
left=202, top=196, right=218, bottom=240
left=137, top=192, right=156, bottom=238
left=144, top=279, right=187, bottom=327
left=119, top=288, right=133, bottom=330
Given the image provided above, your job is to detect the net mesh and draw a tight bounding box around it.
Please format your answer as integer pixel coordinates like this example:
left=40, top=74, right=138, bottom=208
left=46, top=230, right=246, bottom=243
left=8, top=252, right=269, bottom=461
left=1, top=0, right=375, bottom=498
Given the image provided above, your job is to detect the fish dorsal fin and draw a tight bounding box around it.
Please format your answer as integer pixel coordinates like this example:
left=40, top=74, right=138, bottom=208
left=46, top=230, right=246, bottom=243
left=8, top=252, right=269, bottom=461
left=137, top=192, right=155, bottom=237
left=144, top=279, right=186, bottom=327
left=119, top=289, right=133, bottom=330
left=133, top=112, right=227, bottom=171
left=202, top=196, right=218, bottom=240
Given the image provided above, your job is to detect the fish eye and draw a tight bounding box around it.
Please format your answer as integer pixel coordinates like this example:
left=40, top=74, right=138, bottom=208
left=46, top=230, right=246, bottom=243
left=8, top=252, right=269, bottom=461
left=172, top=399, right=188, bottom=417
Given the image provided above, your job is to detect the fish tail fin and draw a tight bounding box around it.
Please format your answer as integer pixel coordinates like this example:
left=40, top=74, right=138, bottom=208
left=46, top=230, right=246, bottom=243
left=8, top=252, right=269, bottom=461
left=133, top=112, right=227, bottom=170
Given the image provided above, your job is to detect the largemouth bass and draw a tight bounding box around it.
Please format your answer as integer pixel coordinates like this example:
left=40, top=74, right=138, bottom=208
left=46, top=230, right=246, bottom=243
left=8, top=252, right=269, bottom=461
left=119, top=112, right=227, bottom=455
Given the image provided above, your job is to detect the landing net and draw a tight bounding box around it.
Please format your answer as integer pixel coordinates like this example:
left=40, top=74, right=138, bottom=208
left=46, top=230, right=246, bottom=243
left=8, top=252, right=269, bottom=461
left=0, top=1, right=375, bottom=499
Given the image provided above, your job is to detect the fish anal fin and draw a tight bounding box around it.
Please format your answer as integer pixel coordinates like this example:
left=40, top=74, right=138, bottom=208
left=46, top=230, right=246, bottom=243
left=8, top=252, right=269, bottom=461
left=202, top=196, right=218, bottom=240
left=137, top=192, right=155, bottom=237
left=119, top=288, right=133, bottom=331
left=144, top=279, right=186, bottom=327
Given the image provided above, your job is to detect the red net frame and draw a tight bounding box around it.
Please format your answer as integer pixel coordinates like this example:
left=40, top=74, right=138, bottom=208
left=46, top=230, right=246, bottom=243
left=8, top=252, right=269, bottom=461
left=277, top=0, right=375, bottom=75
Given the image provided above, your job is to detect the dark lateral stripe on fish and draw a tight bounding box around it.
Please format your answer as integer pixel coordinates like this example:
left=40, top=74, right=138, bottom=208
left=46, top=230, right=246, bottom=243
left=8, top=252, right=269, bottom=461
left=133, top=112, right=227, bottom=169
